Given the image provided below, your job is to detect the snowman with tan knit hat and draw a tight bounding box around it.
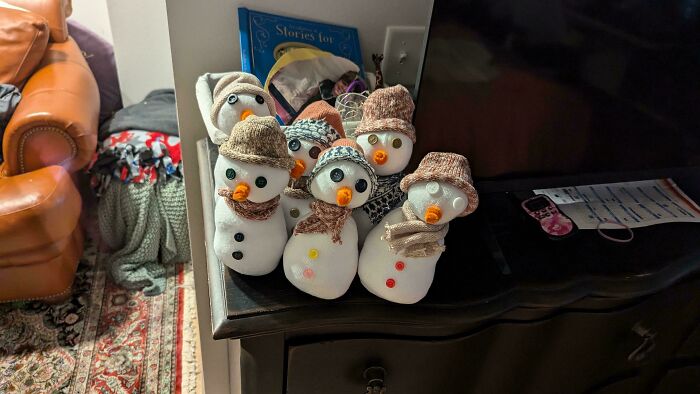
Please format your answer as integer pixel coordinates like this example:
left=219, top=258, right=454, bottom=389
left=358, top=152, right=479, bottom=304
left=353, top=85, right=416, bottom=244
left=214, top=116, right=295, bottom=275
left=281, top=101, right=345, bottom=234
left=284, top=139, right=377, bottom=299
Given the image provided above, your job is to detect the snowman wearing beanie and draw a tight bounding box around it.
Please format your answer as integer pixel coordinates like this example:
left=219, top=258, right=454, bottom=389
left=353, top=85, right=417, bottom=245
left=209, top=72, right=276, bottom=145
left=281, top=101, right=345, bottom=234
left=284, top=139, right=377, bottom=299
left=214, top=116, right=295, bottom=276
left=358, top=152, right=479, bottom=304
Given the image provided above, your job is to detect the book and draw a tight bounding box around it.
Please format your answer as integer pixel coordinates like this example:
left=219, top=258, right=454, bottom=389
left=238, top=8, right=364, bottom=85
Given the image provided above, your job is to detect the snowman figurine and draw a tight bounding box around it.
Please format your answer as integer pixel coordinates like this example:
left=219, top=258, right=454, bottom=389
left=358, top=152, right=479, bottom=304
left=283, top=139, right=377, bottom=299
left=353, top=85, right=416, bottom=244
left=214, top=116, right=295, bottom=275
left=208, top=72, right=276, bottom=145
left=281, top=101, right=345, bottom=234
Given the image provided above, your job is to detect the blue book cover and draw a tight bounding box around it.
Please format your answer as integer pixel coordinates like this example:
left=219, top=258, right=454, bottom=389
left=238, top=8, right=364, bottom=85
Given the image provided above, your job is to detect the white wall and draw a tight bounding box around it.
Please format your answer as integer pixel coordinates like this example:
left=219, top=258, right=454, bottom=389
left=70, top=0, right=113, bottom=43
left=164, top=1, right=432, bottom=393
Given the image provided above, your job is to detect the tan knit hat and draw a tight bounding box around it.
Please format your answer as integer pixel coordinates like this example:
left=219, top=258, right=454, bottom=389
left=284, top=101, right=345, bottom=148
left=219, top=116, right=295, bottom=170
left=210, top=72, right=276, bottom=127
left=354, top=84, right=416, bottom=143
left=400, top=152, right=479, bottom=216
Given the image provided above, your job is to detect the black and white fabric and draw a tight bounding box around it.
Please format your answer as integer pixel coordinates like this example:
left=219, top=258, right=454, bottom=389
left=0, top=84, right=20, bottom=163
left=307, top=144, right=378, bottom=198
left=361, top=173, right=407, bottom=224
left=284, top=119, right=342, bottom=148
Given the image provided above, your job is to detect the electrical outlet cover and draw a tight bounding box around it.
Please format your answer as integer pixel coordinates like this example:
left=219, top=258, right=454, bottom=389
left=382, top=25, right=426, bottom=88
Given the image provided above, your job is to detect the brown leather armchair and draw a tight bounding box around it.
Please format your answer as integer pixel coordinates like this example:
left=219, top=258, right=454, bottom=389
left=0, top=0, right=99, bottom=302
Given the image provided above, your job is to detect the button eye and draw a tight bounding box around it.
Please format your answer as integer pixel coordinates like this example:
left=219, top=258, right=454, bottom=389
left=309, top=146, right=321, bottom=159
left=255, top=95, right=265, bottom=104
left=226, top=168, right=236, bottom=180
left=227, top=94, right=238, bottom=105
left=330, top=168, right=344, bottom=182
left=288, top=139, right=301, bottom=152
left=255, top=176, right=267, bottom=188
left=368, top=134, right=379, bottom=145
left=392, top=138, right=402, bottom=149
left=355, top=179, right=368, bottom=193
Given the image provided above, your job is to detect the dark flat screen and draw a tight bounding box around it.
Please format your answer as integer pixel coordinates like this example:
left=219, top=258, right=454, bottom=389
left=414, top=0, right=700, bottom=186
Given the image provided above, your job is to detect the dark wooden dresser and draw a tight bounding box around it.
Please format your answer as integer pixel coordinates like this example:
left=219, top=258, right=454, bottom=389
left=198, top=139, right=700, bottom=394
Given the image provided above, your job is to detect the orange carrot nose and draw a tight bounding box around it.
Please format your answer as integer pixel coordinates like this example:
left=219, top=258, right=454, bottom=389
left=424, top=205, right=442, bottom=224
left=240, top=109, right=254, bottom=121
left=232, top=183, right=250, bottom=202
left=336, top=186, right=352, bottom=207
left=373, top=150, right=388, bottom=165
left=290, top=159, right=306, bottom=179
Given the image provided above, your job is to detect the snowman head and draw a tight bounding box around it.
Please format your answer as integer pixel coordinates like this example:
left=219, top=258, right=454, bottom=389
left=219, top=156, right=290, bottom=203
left=356, top=131, right=414, bottom=175
left=308, top=139, right=377, bottom=209
left=218, top=115, right=295, bottom=202
left=400, top=152, right=479, bottom=224
left=354, top=85, right=417, bottom=176
left=284, top=102, right=345, bottom=180
left=210, top=72, right=276, bottom=142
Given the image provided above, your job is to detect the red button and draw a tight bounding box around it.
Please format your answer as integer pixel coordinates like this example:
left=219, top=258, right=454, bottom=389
left=395, top=261, right=405, bottom=271
left=386, top=278, right=396, bottom=288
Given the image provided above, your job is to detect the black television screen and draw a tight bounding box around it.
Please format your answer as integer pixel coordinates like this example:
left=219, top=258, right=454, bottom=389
left=413, top=0, right=700, bottom=190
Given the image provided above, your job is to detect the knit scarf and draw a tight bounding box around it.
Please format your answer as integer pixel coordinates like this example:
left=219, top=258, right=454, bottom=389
left=383, top=202, right=449, bottom=258
left=361, top=173, right=406, bottom=224
left=217, top=188, right=280, bottom=221
left=294, top=200, right=352, bottom=244
left=283, top=176, right=313, bottom=199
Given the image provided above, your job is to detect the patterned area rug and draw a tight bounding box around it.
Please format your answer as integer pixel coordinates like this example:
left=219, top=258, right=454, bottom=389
left=0, top=242, right=198, bottom=393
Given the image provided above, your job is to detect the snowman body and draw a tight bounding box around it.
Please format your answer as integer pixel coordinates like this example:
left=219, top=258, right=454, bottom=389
left=283, top=216, right=359, bottom=299
left=280, top=194, right=314, bottom=235
left=213, top=156, right=290, bottom=275
left=358, top=208, right=443, bottom=304
left=281, top=138, right=325, bottom=234
left=354, top=131, right=414, bottom=244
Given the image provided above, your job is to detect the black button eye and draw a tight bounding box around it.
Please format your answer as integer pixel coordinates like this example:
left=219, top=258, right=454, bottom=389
left=392, top=138, right=403, bottom=149
left=226, top=168, right=236, bottom=180
left=255, top=176, right=267, bottom=188
left=368, top=134, right=379, bottom=145
left=355, top=179, right=368, bottom=193
left=227, top=94, right=238, bottom=105
left=255, top=95, right=265, bottom=104
left=288, top=139, right=301, bottom=152
left=330, top=168, right=344, bottom=182
left=309, top=146, right=321, bottom=159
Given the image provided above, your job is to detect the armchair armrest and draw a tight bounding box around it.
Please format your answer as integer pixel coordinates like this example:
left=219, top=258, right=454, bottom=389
left=1, top=37, right=99, bottom=176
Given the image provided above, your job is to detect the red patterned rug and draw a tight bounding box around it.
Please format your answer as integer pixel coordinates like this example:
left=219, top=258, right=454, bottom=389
left=0, top=242, right=198, bottom=393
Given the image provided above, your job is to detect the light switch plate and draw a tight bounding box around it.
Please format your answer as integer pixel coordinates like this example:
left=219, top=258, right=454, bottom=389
left=382, top=25, right=426, bottom=88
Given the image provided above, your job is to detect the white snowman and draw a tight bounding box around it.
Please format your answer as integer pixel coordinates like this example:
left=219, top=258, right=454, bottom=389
left=214, top=116, right=295, bottom=275
left=284, top=139, right=377, bottom=299
left=358, top=152, right=479, bottom=304
left=352, top=85, right=416, bottom=244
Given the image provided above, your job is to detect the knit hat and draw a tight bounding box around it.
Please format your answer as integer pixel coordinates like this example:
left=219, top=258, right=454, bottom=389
left=400, top=152, right=479, bottom=216
left=354, top=84, right=416, bottom=143
left=219, top=116, right=295, bottom=170
left=210, top=72, right=276, bottom=127
left=308, top=139, right=378, bottom=197
left=284, top=101, right=345, bottom=149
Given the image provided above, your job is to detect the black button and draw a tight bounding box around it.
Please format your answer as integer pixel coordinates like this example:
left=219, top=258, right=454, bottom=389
left=227, top=94, right=238, bottom=104
left=226, top=168, right=236, bottom=180
left=290, top=208, right=300, bottom=218
left=255, top=176, right=267, bottom=188
left=355, top=179, right=368, bottom=193
left=232, top=251, right=243, bottom=260
left=288, top=139, right=301, bottom=151
left=392, top=138, right=403, bottom=149
left=255, top=95, right=265, bottom=104
left=309, top=146, right=321, bottom=159
left=234, top=233, right=244, bottom=242
left=330, top=168, right=344, bottom=182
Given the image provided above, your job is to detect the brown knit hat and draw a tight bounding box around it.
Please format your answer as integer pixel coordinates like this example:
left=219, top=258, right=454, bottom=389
left=210, top=72, right=276, bottom=127
left=354, top=84, right=416, bottom=143
left=400, top=152, right=479, bottom=216
left=219, top=116, right=295, bottom=170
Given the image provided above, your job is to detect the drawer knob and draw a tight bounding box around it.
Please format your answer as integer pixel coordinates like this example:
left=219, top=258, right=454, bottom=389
left=364, top=366, right=387, bottom=394
left=628, top=322, right=657, bottom=362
